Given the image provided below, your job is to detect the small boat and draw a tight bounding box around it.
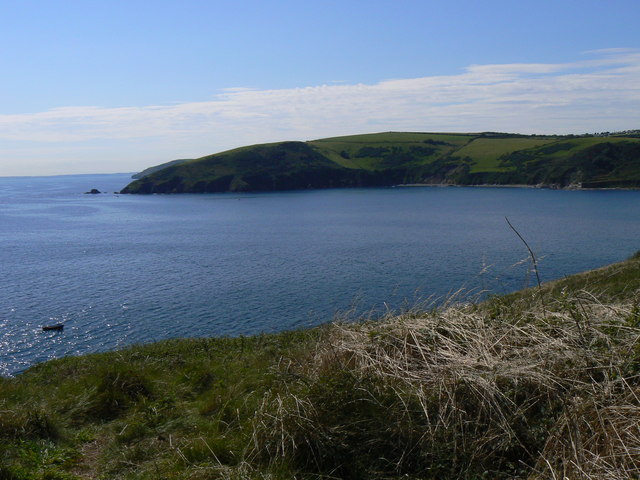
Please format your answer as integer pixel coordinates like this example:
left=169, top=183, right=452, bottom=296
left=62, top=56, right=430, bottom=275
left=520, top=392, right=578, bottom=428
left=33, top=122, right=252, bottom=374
left=42, top=323, right=64, bottom=331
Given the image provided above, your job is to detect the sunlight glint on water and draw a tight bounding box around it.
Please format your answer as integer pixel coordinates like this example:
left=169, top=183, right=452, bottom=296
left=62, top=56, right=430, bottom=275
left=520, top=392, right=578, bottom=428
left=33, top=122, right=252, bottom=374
left=1, top=173, right=639, bottom=375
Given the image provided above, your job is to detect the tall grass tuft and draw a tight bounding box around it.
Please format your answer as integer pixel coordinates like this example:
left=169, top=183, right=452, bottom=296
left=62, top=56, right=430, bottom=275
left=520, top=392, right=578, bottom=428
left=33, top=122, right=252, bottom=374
left=84, top=364, right=152, bottom=421
left=0, top=408, right=60, bottom=441
left=251, top=292, right=640, bottom=478
left=534, top=381, right=640, bottom=479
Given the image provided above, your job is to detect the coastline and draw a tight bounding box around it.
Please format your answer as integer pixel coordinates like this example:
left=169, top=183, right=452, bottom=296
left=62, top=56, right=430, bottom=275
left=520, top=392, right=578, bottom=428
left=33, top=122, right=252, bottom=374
left=396, top=183, right=540, bottom=189
left=395, top=182, right=639, bottom=191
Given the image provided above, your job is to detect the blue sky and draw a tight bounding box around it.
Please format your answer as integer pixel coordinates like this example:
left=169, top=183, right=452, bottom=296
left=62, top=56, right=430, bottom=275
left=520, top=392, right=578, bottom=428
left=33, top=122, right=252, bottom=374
left=1, top=0, right=639, bottom=176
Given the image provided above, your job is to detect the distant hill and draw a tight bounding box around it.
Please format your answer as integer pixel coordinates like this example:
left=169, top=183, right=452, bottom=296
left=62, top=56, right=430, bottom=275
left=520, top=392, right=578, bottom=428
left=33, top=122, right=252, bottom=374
left=121, top=131, right=640, bottom=193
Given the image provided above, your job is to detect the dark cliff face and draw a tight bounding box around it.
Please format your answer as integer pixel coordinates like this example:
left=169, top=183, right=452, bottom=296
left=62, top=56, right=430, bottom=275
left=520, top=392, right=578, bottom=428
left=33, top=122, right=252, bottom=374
left=122, top=167, right=414, bottom=194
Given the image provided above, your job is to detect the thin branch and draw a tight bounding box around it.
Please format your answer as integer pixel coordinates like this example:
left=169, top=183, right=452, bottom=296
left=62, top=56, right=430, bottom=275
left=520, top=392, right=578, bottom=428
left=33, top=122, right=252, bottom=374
left=505, top=216, right=547, bottom=315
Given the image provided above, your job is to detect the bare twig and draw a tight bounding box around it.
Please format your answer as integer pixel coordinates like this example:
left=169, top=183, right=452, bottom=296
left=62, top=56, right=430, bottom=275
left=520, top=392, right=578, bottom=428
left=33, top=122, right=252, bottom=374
left=505, top=216, right=547, bottom=315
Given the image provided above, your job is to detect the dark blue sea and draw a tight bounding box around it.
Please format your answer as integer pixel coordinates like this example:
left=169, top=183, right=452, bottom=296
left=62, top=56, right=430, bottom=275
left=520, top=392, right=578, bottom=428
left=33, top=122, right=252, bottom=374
left=2, top=173, right=639, bottom=376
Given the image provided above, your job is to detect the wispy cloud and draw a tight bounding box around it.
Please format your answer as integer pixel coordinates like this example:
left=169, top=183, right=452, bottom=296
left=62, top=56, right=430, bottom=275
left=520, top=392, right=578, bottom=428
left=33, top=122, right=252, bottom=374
left=1, top=49, right=639, bottom=175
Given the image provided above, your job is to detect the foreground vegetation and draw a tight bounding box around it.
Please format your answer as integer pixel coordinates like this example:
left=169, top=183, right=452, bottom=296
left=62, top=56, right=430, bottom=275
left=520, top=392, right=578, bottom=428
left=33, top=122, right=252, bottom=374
left=121, top=131, right=640, bottom=193
left=2, top=254, right=640, bottom=479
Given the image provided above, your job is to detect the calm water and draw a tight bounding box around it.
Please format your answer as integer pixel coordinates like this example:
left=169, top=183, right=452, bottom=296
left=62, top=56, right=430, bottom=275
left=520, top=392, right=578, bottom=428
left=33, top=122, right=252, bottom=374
left=1, top=173, right=639, bottom=376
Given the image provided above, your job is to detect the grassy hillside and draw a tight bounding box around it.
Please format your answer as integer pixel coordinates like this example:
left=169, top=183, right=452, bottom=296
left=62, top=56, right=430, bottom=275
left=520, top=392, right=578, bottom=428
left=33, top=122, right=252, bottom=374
left=309, top=132, right=470, bottom=170
left=122, top=141, right=377, bottom=193
left=121, top=131, right=640, bottom=193
left=2, top=254, right=640, bottom=479
left=455, top=137, right=552, bottom=173
left=130, top=159, right=190, bottom=180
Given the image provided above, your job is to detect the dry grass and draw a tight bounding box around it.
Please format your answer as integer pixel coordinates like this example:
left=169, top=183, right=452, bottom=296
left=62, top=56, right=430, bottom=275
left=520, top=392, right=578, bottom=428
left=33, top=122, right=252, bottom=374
left=251, top=291, right=640, bottom=478
left=534, top=383, right=640, bottom=480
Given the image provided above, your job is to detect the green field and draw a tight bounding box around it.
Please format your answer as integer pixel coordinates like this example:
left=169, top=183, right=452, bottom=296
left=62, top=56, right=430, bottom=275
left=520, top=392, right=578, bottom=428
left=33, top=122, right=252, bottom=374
left=309, top=132, right=471, bottom=170
left=456, top=137, right=555, bottom=173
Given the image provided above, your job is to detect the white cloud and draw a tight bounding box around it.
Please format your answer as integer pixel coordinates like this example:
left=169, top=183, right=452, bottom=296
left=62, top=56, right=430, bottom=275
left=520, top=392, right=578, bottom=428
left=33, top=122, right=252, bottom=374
left=1, top=49, right=639, bottom=175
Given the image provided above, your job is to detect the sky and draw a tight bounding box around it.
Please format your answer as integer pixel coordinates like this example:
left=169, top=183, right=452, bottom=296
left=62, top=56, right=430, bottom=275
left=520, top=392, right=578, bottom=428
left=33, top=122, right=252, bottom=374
left=1, top=0, right=639, bottom=176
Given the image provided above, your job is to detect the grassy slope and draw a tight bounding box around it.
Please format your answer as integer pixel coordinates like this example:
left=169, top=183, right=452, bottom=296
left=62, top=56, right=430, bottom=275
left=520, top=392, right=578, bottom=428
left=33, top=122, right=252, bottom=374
left=131, top=159, right=191, bottom=180
left=456, top=137, right=554, bottom=173
left=309, top=132, right=471, bottom=170
left=2, top=254, right=640, bottom=479
left=121, top=131, right=640, bottom=193
left=504, top=250, right=640, bottom=303
left=488, top=136, right=640, bottom=187
left=122, top=141, right=351, bottom=193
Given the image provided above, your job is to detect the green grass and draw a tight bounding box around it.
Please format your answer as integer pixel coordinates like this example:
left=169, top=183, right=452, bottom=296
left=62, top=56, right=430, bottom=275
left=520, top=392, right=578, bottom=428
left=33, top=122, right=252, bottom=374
left=501, top=250, right=640, bottom=305
left=563, top=135, right=640, bottom=148
left=456, top=137, right=555, bottom=173
left=2, top=254, right=640, bottom=479
left=493, top=137, right=640, bottom=187
left=512, top=137, right=640, bottom=164
left=309, top=132, right=470, bottom=170
left=0, top=332, right=319, bottom=479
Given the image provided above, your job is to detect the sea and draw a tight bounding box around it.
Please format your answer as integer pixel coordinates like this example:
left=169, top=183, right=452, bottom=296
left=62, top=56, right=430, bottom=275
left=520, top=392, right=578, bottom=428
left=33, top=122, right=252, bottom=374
left=1, top=173, right=639, bottom=376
